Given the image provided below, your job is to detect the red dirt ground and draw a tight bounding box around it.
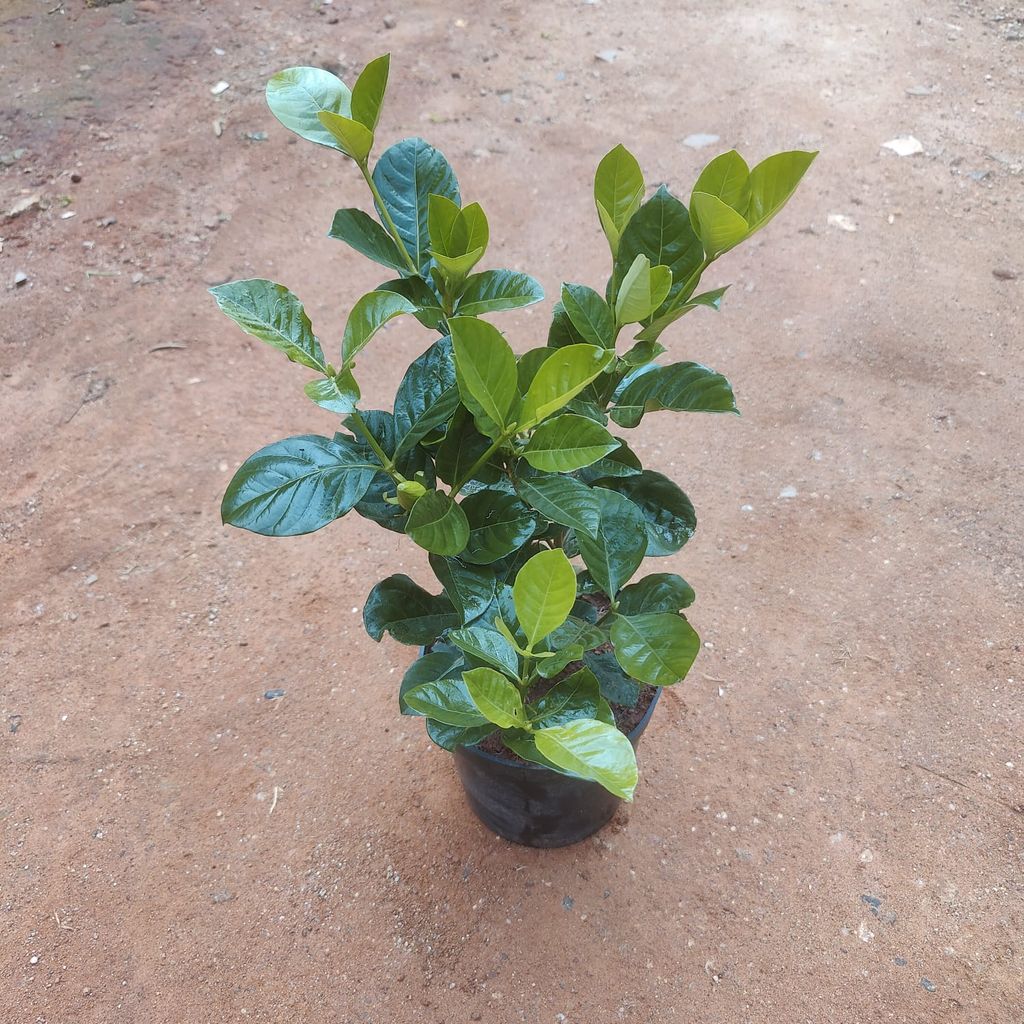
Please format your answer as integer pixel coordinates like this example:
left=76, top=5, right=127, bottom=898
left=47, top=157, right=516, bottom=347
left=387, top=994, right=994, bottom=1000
left=2, top=1, right=1022, bottom=1021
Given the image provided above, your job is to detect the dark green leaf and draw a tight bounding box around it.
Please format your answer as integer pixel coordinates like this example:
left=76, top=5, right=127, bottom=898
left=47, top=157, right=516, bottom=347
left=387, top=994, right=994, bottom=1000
left=400, top=651, right=462, bottom=715
left=372, top=137, right=460, bottom=271
left=610, top=361, right=738, bottom=427
left=434, top=406, right=500, bottom=486
left=222, top=434, right=376, bottom=537
left=461, top=489, right=536, bottom=564
left=350, top=53, right=389, bottom=131
left=617, top=573, right=695, bottom=615
left=560, top=283, right=614, bottom=348
left=328, top=208, right=406, bottom=272
left=515, top=474, right=601, bottom=538
left=342, top=290, right=416, bottom=365
left=449, top=316, right=518, bottom=438
left=534, top=644, right=584, bottom=679
left=405, top=490, right=470, bottom=555
left=529, top=667, right=604, bottom=727
left=448, top=625, right=519, bottom=676
left=304, top=370, right=360, bottom=415
left=522, top=414, right=619, bottom=473
left=544, top=616, right=605, bottom=655
left=576, top=437, right=643, bottom=483
left=394, top=336, right=460, bottom=453
left=546, top=301, right=587, bottom=349
left=596, top=471, right=695, bottom=556
left=425, top=718, right=495, bottom=751
left=610, top=612, right=700, bottom=686
left=210, top=279, right=324, bottom=372
left=584, top=650, right=641, bottom=707
left=429, top=556, right=496, bottom=623
left=575, top=487, right=647, bottom=597
left=457, top=270, right=544, bottom=316
left=405, top=677, right=491, bottom=727
left=363, top=574, right=459, bottom=644
left=534, top=719, right=638, bottom=800
left=619, top=338, right=666, bottom=367
left=265, top=66, right=352, bottom=150
left=501, top=729, right=566, bottom=773
left=375, top=276, right=445, bottom=331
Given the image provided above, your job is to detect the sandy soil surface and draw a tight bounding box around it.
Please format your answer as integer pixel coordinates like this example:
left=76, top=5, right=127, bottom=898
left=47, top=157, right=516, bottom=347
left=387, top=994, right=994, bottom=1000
left=2, top=0, right=1022, bottom=1020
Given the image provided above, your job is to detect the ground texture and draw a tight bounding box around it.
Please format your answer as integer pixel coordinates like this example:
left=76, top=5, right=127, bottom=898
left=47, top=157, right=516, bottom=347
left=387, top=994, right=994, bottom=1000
left=2, top=1, right=1023, bottom=1021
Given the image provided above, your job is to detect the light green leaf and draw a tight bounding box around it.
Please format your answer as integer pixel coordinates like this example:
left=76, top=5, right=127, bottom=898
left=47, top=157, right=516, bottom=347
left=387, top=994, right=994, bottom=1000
left=426, top=193, right=462, bottom=256
left=265, top=66, right=352, bottom=150
left=518, top=345, right=615, bottom=427
left=616, top=573, right=695, bottom=615
left=363, top=574, right=459, bottom=644
left=464, top=667, right=526, bottom=728
left=431, top=246, right=484, bottom=281
left=594, top=144, right=645, bottom=256
left=405, top=677, right=491, bottom=727
left=515, top=474, right=601, bottom=539
left=635, top=285, right=730, bottom=343
left=342, top=290, right=416, bottom=365
left=535, top=719, right=638, bottom=800
left=456, top=270, right=544, bottom=316
left=610, top=612, right=700, bottom=686
left=689, top=191, right=749, bottom=257
left=512, top=548, right=576, bottom=648
left=449, top=316, right=519, bottom=438
left=317, top=109, right=374, bottom=163
left=576, top=487, right=647, bottom=597
left=210, top=279, right=325, bottom=372
left=448, top=625, right=519, bottom=676
left=560, top=283, right=614, bottom=348
left=350, top=53, right=390, bottom=131
left=689, top=150, right=751, bottom=236
left=328, top=208, right=406, bottom=271
left=522, top=415, right=620, bottom=473
left=222, top=434, right=377, bottom=537
left=405, top=491, right=470, bottom=556
left=461, top=489, right=536, bottom=564
left=615, top=255, right=673, bottom=325
left=746, top=150, right=817, bottom=230
left=304, top=370, right=360, bottom=415
left=610, top=361, right=738, bottom=427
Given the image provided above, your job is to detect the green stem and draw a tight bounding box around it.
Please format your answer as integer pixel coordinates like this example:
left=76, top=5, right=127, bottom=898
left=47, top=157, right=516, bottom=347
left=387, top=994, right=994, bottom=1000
left=349, top=410, right=405, bottom=482
left=360, top=162, right=419, bottom=275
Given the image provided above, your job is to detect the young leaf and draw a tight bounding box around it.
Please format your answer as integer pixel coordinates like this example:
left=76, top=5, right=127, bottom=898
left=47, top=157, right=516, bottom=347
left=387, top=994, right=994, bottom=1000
left=448, top=625, right=519, bottom=676
left=614, top=255, right=672, bottom=326
left=594, top=144, right=645, bottom=256
left=461, top=490, right=536, bottom=564
left=428, top=555, right=496, bottom=623
left=560, top=283, right=615, bottom=348
left=373, top=137, right=461, bottom=271
left=616, top=573, right=695, bottom=615
left=456, top=270, right=544, bottom=316
left=432, top=246, right=485, bottom=282
left=515, top=474, right=601, bottom=539
left=689, top=150, right=751, bottom=236
left=350, top=53, right=390, bottom=132
left=610, top=361, right=738, bottom=427
left=449, top=316, right=519, bottom=438
left=518, top=345, right=615, bottom=427
left=595, top=471, right=695, bottom=556
left=522, top=414, right=620, bottom=473
left=210, top=279, right=325, bottom=372
left=512, top=548, right=576, bottom=648
left=610, top=612, right=700, bottom=686
left=393, top=336, right=459, bottom=453
left=746, top=150, right=817, bottom=230
left=635, top=285, right=729, bottom=343
left=689, top=192, right=749, bottom=257
left=304, top=371, right=360, bottom=415
left=317, top=110, right=374, bottom=163
left=363, top=574, right=459, bottom=644
left=463, top=667, right=526, bottom=728
left=575, top=487, right=647, bottom=597
left=534, top=719, right=638, bottom=800
left=222, top=434, right=377, bottom=537
left=342, top=290, right=416, bottom=365
left=405, top=490, right=470, bottom=556
left=405, top=677, right=491, bottom=727
left=426, top=193, right=463, bottom=257
left=328, top=208, right=406, bottom=272
left=265, top=66, right=352, bottom=150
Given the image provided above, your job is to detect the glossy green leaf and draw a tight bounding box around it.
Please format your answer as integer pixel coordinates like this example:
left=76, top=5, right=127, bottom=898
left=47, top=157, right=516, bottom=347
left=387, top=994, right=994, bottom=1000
left=610, top=361, right=738, bottom=427
left=617, top=573, right=695, bottom=615
left=350, top=53, right=389, bottom=131
left=405, top=490, right=470, bottom=555
left=610, top=612, right=700, bottom=686
left=518, top=345, right=615, bottom=427
left=529, top=667, right=605, bottom=727
left=543, top=616, right=605, bottom=656
left=620, top=338, right=666, bottom=367
left=521, top=414, right=620, bottom=473
left=222, top=434, right=377, bottom=537
left=363, top=574, right=459, bottom=644
left=689, top=150, right=751, bottom=236
left=405, top=677, right=491, bottom=727
left=456, top=269, right=544, bottom=316
left=534, top=644, right=585, bottom=679
left=426, top=193, right=462, bottom=256
left=635, top=285, right=729, bottom=343
left=434, top=407, right=499, bottom=486
left=399, top=650, right=462, bottom=715
left=342, top=290, right=416, bottom=365
left=448, top=625, right=519, bottom=676
left=515, top=474, right=601, bottom=539
left=449, top=316, right=519, bottom=438
left=515, top=348, right=554, bottom=394
left=576, top=437, right=642, bottom=483
left=328, top=208, right=406, bottom=271
left=575, top=487, right=647, bottom=597
left=317, top=109, right=374, bottom=163
left=535, top=719, right=638, bottom=800
left=615, top=255, right=672, bottom=326
left=265, top=66, right=352, bottom=150
left=560, top=283, right=614, bottom=348
left=425, top=718, right=495, bottom=751
left=304, top=371, right=360, bottom=415
left=429, top=555, right=496, bottom=623
left=511, top=548, right=576, bottom=648
left=461, top=489, right=536, bottom=564
left=584, top=649, right=642, bottom=707
left=432, top=246, right=484, bottom=281
left=372, top=137, right=460, bottom=271
left=546, top=301, right=586, bottom=349
left=596, top=471, right=695, bottom=556
left=746, top=150, right=817, bottom=230
left=689, top=191, right=749, bottom=257
left=375, top=276, right=445, bottom=330
left=594, top=144, right=645, bottom=256
left=500, top=729, right=565, bottom=772
left=463, top=667, right=526, bottom=728
left=210, top=279, right=324, bottom=372
left=393, top=336, right=459, bottom=453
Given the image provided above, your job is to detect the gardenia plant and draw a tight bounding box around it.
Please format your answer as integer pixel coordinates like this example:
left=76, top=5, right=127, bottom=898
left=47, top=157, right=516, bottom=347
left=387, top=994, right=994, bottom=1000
left=211, top=55, right=815, bottom=801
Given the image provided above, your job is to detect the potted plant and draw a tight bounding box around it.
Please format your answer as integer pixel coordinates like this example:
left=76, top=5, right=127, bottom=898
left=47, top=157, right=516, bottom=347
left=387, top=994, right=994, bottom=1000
left=211, top=55, right=815, bottom=847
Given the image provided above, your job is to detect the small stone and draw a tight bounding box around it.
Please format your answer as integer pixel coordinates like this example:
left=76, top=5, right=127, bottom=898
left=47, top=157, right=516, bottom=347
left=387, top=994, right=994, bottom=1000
left=14, top=271, right=28, bottom=287
left=827, top=213, right=858, bottom=232
left=85, top=574, right=99, bottom=586
left=562, top=895, right=574, bottom=910
left=213, top=119, right=224, bottom=138
left=992, top=268, right=1018, bottom=281
left=245, top=131, right=268, bottom=142
left=210, top=81, right=230, bottom=96
left=778, top=485, right=798, bottom=499
left=264, top=688, right=286, bottom=700
left=894, top=956, right=907, bottom=966
left=70, top=171, right=83, bottom=183
left=905, top=84, right=938, bottom=96
left=881, top=135, right=924, bottom=157
left=7, top=193, right=41, bottom=219
left=29, top=955, right=39, bottom=965
left=383, top=14, right=397, bottom=28
left=921, top=978, right=936, bottom=993
left=594, top=48, right=620, bottom=62
left=99, top=216, right=117, bottom=227
left=212, top=891, right=234, bottom=904
left=61, top=210, right=77, bottom=219
left=213, top=47, right=226, bottom=56
left=683, top=132, right=720, bottom=149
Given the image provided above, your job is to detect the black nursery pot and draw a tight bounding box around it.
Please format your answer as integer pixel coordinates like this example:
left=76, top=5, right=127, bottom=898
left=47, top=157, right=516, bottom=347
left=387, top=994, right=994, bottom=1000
left=452, top=689, right=661, bottom=849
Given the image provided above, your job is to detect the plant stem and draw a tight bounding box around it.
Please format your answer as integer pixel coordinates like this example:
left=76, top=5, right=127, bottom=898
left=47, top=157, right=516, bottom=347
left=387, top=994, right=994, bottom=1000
left=360, top=162, right=419, bottom=275
left=349, top=410, right=405, bottom=482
